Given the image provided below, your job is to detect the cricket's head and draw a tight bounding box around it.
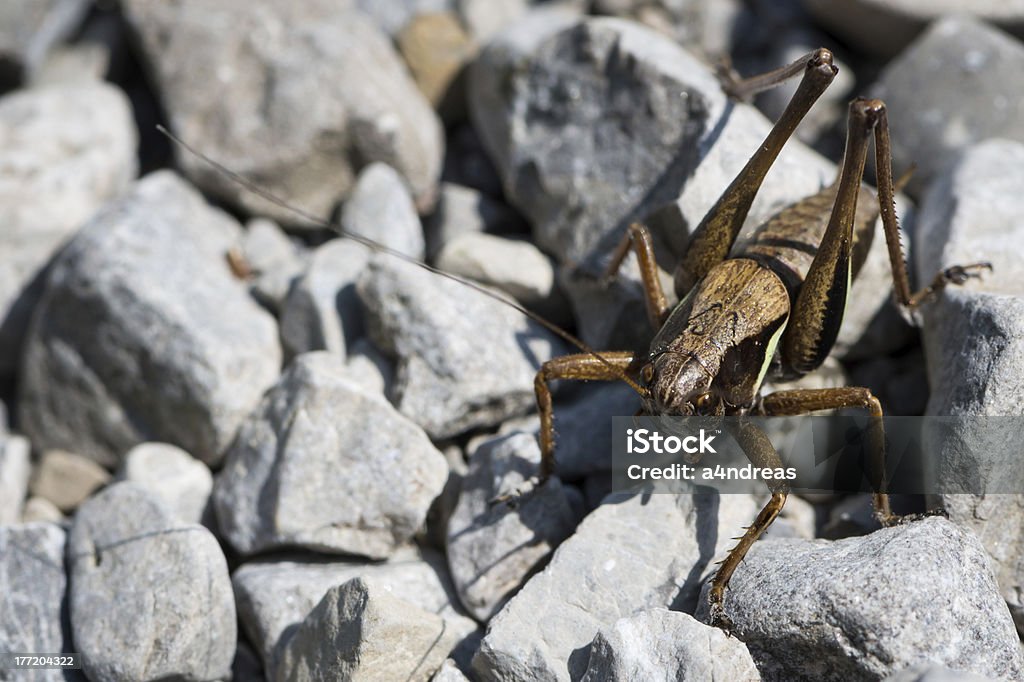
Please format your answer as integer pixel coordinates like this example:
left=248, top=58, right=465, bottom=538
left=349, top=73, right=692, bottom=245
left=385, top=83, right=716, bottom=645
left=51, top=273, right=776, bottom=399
left=639, top=349, right=724, bottom=417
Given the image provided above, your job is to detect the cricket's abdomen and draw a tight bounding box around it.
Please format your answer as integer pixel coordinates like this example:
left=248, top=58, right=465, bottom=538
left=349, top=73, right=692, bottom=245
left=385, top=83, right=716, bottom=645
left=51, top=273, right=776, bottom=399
left=737, top=183, right=880, bottom=301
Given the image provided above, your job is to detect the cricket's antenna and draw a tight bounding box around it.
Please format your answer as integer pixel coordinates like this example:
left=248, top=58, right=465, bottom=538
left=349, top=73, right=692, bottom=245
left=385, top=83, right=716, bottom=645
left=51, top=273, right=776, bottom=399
left=156, top=125, right=648, bottom=398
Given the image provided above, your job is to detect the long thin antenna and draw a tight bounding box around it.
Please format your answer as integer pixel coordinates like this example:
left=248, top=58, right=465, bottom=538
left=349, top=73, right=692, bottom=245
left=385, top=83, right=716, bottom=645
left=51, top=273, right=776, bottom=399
left=157, top=125, right=647, bottom=397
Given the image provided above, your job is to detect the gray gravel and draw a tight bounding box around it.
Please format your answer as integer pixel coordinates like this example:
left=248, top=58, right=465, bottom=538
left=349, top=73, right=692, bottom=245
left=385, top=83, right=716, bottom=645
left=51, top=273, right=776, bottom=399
left=277, top=577, right=459, bottom=682
left=123, top=0, right=444, bottom=223
left=117, top=443, right=213, bottom=526
left=0, top=435, right=30, bottom=525
left=872, top=16, right=1024, bottom=197
left=279, top=239, right=370, bottom=360
left=581, top=608, right=760, bottom=682
left=18, top=171, right=281, bottom=468
left=446, top=432, right=579, bottom=621
left=232, top=545, right=477, bottom=674
left=340, top=162, right=426, bottom=260
left=359, top=256, right=567, bottom=439
left=0, top=0, right=91, bottom=84
left=0, top=82, right=136, bottom=378
left=697, top=518, right=1023, bottom=681
left=0, top=523, right=69, bottom=682
left=69, top=482, right=235, bottom=682
left=213, top=352, right=448, bottom=558
left=474, top=488, right=758, bottom=681
left=240, top=217, right=307, bottom=313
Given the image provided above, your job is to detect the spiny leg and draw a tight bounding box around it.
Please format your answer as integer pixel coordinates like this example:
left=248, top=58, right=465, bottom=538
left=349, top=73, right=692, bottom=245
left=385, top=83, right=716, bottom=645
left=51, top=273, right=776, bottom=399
left=675, top=48, right=838, bottom=297
left=707, top=419, right=789, bottom=631
left=783, top=98, right=990, bottom=377
left=869, top=101, right=990, bottom=309
left=604, top=222, right=670, bottom=328
left=493, top=351, right=639, bottom=505
left=760, top=387, right=905, bottom=526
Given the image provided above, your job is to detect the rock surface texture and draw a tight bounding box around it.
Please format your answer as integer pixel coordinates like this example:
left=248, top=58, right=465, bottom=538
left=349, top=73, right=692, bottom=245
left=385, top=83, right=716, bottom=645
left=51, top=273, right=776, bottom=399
left=122, top=0, right=444, bottom=223
left=18, top=172, right=281, bottom=468
left=214, top=352, right=448, bottom=558
left=698, top=518, right=1023, bottom=681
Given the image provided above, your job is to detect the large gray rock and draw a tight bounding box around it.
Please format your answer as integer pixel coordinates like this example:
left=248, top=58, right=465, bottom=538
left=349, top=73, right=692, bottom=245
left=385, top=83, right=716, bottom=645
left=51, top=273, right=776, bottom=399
left=118, top=442, right=213, bottom=525
left=233, top=545, right=477, bottom=673
left=805, top=0, right=1024, bottom=58
left=0, top=82, right=136, bottom=377
left=915, top=140, right=1024, bottom=633
left=473, top=488, right=758, bottom=681
left=69, top=482, right=235, bottom=682
left=872, top=17, right=1024, bottom=197
left=279, top=239, right=370, bottom=360
left=340, top=162, right=426, bottom=260
left=277, top=577, right=459, bottom=682
left=18, top=171, right=281, bottom=468
left=446, top=432, right=578, bottom=621
left=123, top=0, right=444, bottom=224
left=0, top=435, right=30, bottom=524
left=0, top=523, right=69, bottom=681
left=0, top=0, right=91, bottom=83
left=214, top=352, right=448, bottom=558
left=359, top=257, right=567, bottom=439
left=580, top=608, right=760, bottom=682
left=469, top=15, right=717, bottom=264
left=697, top=518, right=1024, bottom=681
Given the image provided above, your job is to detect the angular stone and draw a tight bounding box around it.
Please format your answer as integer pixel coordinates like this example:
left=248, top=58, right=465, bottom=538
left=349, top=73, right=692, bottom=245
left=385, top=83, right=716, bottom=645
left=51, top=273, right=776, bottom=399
left=0, top=434, right=30, bottom=524
left=432, top=658, right=470, bottom=682
left=872, top=17, right=1024, bottom=197
left=279, top=239, right=370, bottom=359
left=580, top=608, right=760, bottom=682
left=697, top=518, right=1023, bottom=681
left=470, top=15, right=718, bottom=263
left=884, top=663, right=996, bottom=682
left=457, top=0, right=532, bottom=42
left=69, top=482, right=235, bottom=682
left=30, top=449, right=110, bottom=514
left=213, top=352, right=448, bottom=558
left=118, top=442, right=213, bottom=525
left=447, top=432, right=578, bottom=621
left=436, top=232, right=558, bottom=307
left=277, top=577, right=459, bottom=682
left=0, top=523, right=68, bottom=682
left=0, top=82, right=136, bottom=377
left=241, top=217, right=307, bottom=313
left=396, top=12, right=476, bottom=119
left=473, top=488, right=758, bottom=680
left=0, top=0, right=91, bottom=83
left=233, top=545, right=477, bottom=673
left=425, top=182, right=526, bottom=259
left=123, top=0, right=443, bottom=223
left=341, top=162, right=426, bottom=260
left=18, top=171, right=281, bottom=467
left=344, top=337, right=395, bottom=397
left=359, top=257, right=567, bottom=439
left=805, top=0, right=1024, bottom=58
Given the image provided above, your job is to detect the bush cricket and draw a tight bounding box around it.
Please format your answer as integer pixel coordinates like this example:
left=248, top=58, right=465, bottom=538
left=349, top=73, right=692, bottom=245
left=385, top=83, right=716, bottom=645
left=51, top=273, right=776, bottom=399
left=160, top=47, right=989, bottom=631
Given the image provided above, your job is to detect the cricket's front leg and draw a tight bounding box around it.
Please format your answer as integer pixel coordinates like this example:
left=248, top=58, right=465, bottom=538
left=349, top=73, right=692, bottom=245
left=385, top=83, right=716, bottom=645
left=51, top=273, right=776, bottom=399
left=707, top=419, right=788, bottom=632
left=492, top=351, right=639, bottom=506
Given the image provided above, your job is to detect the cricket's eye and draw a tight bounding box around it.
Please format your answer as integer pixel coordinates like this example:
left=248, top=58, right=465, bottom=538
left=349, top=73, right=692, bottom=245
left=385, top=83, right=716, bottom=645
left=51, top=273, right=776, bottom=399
left=641, top=364, right=655, bottom=384
left=694, top=393, right=713, bottom=412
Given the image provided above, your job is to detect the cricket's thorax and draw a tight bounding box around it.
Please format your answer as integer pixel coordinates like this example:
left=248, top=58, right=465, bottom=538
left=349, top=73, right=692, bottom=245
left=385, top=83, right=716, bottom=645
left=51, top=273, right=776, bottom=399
left=645, top=258, right=790, bottom=413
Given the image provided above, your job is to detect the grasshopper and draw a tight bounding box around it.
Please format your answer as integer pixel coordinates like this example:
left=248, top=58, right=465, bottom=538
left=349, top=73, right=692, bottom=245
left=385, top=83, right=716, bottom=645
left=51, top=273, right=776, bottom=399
left=164, top=47, right=988, bottom=631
